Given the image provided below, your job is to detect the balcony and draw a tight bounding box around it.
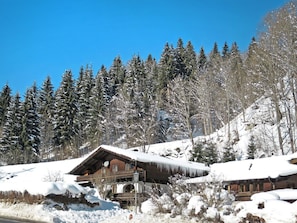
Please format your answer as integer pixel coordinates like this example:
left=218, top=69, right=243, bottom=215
left=76, top=170, right=146, bottom=183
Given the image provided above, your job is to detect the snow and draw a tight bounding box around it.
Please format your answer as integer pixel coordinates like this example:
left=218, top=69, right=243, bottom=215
left=187, top=152, right=297, bottom=183
left=251, top=189, right=297, bottom=201
left=1, top=154, right=297, bottom=222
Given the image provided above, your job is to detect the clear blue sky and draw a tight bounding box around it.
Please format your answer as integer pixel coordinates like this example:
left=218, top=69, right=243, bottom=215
left=0, top=0, right=290, bottom=96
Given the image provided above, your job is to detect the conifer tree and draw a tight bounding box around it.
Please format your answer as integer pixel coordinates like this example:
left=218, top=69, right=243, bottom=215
left=184, top=41, right=197, bottom=79
left=197, top=47, right=207, bottom=71
left=1, top=93, right=23, bottom=164
left=53, top=70, right=78, bottom=158
left=75, top=65, right=94, bottom=148
left=158, top=43, right=176, bottom=107
left=109, top=56, right=125, bottom=97
left=87, top=70, right=106, bottom=147
left=174, top=38, right=187, bottom=78
left=222, top=42, right=230, bottom=60
left=0, top=84, right=11, bottom=128
left=222, top=145, right=236, bottom=162
left=39, top=76, right=55, bottom=160
left=247, top=135, right=257, bottom=159
left=204, top=142, right=219, bottom=165
left=21, top=83, right=40, bottom=163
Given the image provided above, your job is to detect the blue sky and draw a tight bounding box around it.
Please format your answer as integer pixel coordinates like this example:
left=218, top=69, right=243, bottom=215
left=0, top=0, right=289, bottom=96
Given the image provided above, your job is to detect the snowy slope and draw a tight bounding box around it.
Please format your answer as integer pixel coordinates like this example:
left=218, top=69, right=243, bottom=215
left=129, top=95, right=295, bottom=161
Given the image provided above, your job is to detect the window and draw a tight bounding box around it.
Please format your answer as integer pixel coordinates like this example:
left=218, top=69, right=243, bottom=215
left=112, top=164, right=118, bottom=173
left=125, top=163, right=131, bottom=170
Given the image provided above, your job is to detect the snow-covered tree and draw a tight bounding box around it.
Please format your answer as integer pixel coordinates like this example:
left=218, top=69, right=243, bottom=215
left=75, top=65, right=94, bottom=149
left=39, top=76, right=55, bottom=160
left=21, top=83, right=40, bottom=163
left=1, top=93, right=23, bottom=164
left=53, top=70, right=78, bottom=158
left=0, top=84, right=11, bottom=128
left=87, top=70, right=106, bottom=147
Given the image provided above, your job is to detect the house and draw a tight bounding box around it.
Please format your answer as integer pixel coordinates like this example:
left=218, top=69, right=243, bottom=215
left=186, top=153, right=297, bottom=202
left=69, top=145, right=209, bottom=207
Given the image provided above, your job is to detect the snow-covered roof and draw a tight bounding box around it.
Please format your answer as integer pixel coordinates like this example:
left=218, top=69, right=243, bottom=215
left=70, top=145, right=210, bottom=177
left=187, top=153, right=297, bottom=183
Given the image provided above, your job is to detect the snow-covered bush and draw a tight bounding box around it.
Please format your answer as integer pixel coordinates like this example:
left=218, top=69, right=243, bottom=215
left=43, top=170, right=64, bottom=182
left=145, top=174, right=234, bottom=222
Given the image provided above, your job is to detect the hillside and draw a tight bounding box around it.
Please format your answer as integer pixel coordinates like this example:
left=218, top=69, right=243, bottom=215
left=131, top=92, right=295, bottom=163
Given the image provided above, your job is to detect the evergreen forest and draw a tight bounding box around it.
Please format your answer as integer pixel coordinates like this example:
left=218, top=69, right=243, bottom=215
left=0, top=2, right=297, bottom=164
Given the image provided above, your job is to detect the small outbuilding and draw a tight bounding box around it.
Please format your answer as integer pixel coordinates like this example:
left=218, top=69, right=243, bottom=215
left=187, top=153, right=297, bottom=201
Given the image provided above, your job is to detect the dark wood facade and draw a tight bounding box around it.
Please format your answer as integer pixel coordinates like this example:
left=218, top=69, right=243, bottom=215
left=227, top=174, right=297, bottom=201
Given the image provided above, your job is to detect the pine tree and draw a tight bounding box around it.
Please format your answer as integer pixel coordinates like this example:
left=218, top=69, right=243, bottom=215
left=21, top=83, right=40, bottom=163
left=0, top=84, right=11, bottom=127
left=87, top=71, right=106, bottom=148
left=174, top=38, right=187, bottom=78
left=99, top=65, right=112, bottom=105
left=247, top=135, right=257, bottom=159
left=75, top=65, right=94, bottom=149
left=222, top=145, right=236, bottom=162
left=197, top=47, right=207, bottom=71
left=204, top=142, right=219, bottom=165
left=222, top=42, right=230, bottom=60
left=109, top=56, right=125, bottom=97
left=121, top=55, right=146, bottom=147
left=1, top=93, right=23, bottom=164
left=53, top=70, right=78, bottom=159
left=190, top=143, right=204, bottom=163
left=158, top=43, right=176, bottom=107
left=190, top=141, right=218, bottom=166
left=39, top=76, right=55, bottom=160
left=184, top=41, right=197, bottom=79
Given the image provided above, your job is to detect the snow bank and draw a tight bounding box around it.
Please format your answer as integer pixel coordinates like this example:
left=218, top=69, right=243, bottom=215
left=0, top=158, right=86, bottom=196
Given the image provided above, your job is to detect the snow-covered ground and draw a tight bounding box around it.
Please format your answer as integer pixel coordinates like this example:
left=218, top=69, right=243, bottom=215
left=1, top=151, right=297, bottom=222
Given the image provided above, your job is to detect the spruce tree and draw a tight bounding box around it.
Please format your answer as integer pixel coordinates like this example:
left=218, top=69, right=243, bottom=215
left=1, top=93, right=23, bottom=164
left=109, top=56, right=126, bottom=97
left=184, top=41, right=197, bottom=79
left=0, top=84, right=11, bottom=127
left=247, top=135, right=257, bottom=159
left=198, top=47, right=207, bottom=71
left=174, top=38, right=187, bottom=78
left=53, top=70, right=78, bottom=159
left=87, top=70, right=106, bottom=148
left=75, top=65, right=94, bottom=149
left=158, top=43, right=176, bottom=106
left=222, top=42, right=230, bottom=60
left=222, top=145, right=236, bottom=162
left=204, top=142, right=219, bottom=165
left=39, top=76, right=55, bottom=160
left=190, top=143, right=205, bottom=163
left=21, top=83, right=40, bottom=163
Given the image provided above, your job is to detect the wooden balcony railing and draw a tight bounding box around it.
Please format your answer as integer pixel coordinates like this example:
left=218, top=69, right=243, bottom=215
left=77, top=170, right=146, bottom=183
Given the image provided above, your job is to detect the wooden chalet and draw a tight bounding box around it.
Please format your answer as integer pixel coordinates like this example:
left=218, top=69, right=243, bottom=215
left=69, top=145, right=209, bottom=207
left=187, top=153, right=297, bottom=202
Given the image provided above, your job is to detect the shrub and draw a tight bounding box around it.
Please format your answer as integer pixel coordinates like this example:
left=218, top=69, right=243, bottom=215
left=148, top=174, right=234, bottom=222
